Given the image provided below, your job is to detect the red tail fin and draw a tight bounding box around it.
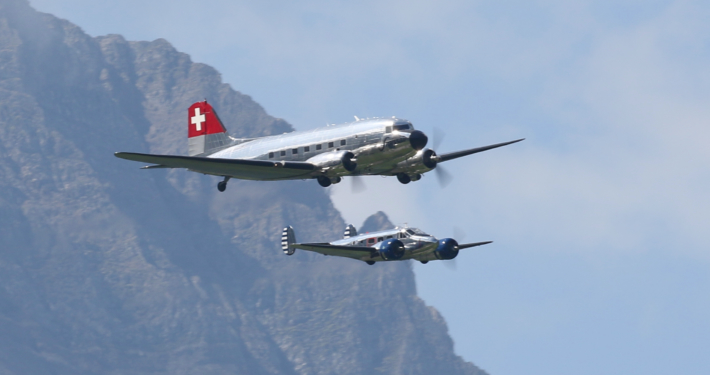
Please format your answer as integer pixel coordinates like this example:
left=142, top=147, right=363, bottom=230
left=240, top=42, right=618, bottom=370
left=187, top=101, right=231, bottom=156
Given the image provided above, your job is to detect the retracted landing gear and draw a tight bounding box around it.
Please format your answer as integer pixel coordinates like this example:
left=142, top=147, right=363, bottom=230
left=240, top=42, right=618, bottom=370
left=317, top=176, right=332, bottom=187
left=217, top=176, right=230, bottom=192
left=366, top=261, right=376, bottom=265
left=396, top=173, right=411, bottom=184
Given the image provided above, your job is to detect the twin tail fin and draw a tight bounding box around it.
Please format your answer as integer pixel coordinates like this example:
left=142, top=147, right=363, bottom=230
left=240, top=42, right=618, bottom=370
left=281, top=226, right=296, bottom=255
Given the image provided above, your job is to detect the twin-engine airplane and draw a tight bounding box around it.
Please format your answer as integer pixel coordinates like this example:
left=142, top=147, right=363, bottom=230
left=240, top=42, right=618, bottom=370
left=115, top=101, right=523, bottom=191
left=282, top=224, right=491, bottom=265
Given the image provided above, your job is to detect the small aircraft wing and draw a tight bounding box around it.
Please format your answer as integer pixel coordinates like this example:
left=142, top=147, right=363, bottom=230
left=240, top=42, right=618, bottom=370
left=115, top=152, right=316, bottom=180
left=458, top=241, right=493, bottom=249
left=437, top=139, right=524, bottom=163
left=291, top=243, right=376, bottom=260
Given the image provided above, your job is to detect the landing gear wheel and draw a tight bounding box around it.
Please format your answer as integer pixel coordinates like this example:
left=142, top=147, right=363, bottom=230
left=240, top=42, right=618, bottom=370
left=420, top=260, right=428, bottom=264
left=217, top=176, right=230, bottom=192
left=317, top=176, right=332, bottom=187
left=396, top=173, right=411, bottom=184
left=366, top=261, right=375, bottom=265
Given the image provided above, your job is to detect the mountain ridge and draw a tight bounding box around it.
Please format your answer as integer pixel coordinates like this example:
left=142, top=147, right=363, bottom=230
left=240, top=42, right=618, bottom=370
left=0, top=0, right=487, bottom=373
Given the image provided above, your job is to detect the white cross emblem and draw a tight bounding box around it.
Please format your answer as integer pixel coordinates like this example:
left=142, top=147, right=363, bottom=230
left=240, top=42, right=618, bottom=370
left=191, top=107, right=206, bottom=132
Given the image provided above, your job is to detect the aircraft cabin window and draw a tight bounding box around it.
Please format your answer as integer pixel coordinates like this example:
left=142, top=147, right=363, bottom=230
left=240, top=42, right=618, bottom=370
left=268, top=152, right=274, bottom=158
left=393, top=124, right=411, bottom=131
left=406, top=229, right=415, bottom=235
left=292, top=148, right=298, bottom=155
left=377, top=237, right=383, bottom=242
left=340, top=140, right=346, bottom=146
left=385, top=126, right=392, bottom=133
left=304, top=146, right=310, bottom=152
left=386, top=235, right=392, bottom=239
left=316, top=144, right=322, bottom=150
left=328, top=142, right=334, bottom=148
left=280, top=150, right=286, bottom=156
left=367, top=238, right=375, bottom=244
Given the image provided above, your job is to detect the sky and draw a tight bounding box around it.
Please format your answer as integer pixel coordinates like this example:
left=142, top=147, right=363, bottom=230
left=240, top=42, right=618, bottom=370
left=28, top=0, right=710, bottom=374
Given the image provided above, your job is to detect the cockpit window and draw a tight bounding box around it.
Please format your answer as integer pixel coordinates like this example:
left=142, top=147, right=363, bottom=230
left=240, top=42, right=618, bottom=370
left=393, top=124, right=411, bottom=131
left=406, top=228, right=430, bottom=236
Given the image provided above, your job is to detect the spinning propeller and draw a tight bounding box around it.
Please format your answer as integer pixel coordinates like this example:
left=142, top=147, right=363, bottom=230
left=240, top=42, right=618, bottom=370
left=430, top=127, right=454, bottom=188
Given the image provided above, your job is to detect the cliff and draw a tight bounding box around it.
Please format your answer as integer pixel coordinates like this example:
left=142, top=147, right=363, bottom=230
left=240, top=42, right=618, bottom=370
left=0, top=0, right=486, bottom=373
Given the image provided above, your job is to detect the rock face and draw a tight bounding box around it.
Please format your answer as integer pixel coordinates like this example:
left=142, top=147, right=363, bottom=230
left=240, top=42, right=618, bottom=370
left=0, top=1, right=486, bottom=374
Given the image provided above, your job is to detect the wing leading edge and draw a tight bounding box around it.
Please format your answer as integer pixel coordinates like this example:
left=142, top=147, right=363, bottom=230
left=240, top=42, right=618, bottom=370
left=290, top=243, right=376, bottom=260
left=114, top=152, right=316, bottom=180
left=458, top=241, right=493, bottom=249
left=438, top=138, right=524, bottom=163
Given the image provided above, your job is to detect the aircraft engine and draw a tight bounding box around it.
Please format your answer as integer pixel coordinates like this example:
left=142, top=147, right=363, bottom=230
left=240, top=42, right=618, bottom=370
left=421, top=148, right=438, bottom=169
left=434, top=238, right=459, bottom=260
left=307, top=150, right=358, bottom=172
left=409, top=130, right=428, bottom=150
left=394, top=148, right=439, bottom=174
left=378, top=238, right=406, bottom=260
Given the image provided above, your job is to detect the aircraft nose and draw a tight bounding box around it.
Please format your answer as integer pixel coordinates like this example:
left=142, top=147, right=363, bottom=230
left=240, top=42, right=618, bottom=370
left=409, top=130, right=428, bottom=150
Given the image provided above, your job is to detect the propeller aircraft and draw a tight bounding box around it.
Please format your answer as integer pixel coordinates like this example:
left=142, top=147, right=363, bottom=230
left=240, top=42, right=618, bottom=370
left=115, top=100, right=523, bottom=191
left=282, top=224, right=491, bottom=265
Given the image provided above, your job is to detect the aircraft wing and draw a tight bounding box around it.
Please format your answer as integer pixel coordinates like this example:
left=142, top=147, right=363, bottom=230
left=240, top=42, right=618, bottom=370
left=458, top=241, right=493, bottom=249
left=291, top=243, right=376, bottom=260
left=115, top=152, right=316, bottom=180
left=438, top=139, right=524, bottom=163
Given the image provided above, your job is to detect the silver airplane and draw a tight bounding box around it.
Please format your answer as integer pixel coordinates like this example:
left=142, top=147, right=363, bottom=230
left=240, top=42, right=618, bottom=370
left=281, top=224, right=491, bottom=265
left=115, top=100, right=523, bottom=191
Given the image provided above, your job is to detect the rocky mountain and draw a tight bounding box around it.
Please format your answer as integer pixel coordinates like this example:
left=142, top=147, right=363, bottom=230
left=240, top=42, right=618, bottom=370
left=0, top=0, right=487, bottom=373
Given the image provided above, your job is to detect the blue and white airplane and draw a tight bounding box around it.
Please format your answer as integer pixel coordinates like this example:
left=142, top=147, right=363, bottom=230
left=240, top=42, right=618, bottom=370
left=115, top=100, right=523, bottom=191
left=282, top=224, right=491, bottom=265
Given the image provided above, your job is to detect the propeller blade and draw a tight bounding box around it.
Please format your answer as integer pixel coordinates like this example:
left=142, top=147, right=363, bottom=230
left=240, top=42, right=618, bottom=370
left=432, top=127, right=445, bottom=150
left=443, top=258, right=457, bottom=271
left=434, top=165, right=453, bottom=188
left=351, top=175, right=367, bottom=194
left=453, top=226, right=466, bottom=242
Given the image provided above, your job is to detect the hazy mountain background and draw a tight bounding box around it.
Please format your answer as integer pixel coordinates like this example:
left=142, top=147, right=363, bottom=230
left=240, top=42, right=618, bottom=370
left=0, top=0, right=486, bottom=373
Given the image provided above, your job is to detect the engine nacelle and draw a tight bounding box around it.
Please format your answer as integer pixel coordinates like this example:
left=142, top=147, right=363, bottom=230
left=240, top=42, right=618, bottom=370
left=393, top=148, right=438, bottom=174
left=378, top=238, right=405, bottom=260
left=434, top=238, right=459, bottom=260
left=306, top=150, right=357, bottom=173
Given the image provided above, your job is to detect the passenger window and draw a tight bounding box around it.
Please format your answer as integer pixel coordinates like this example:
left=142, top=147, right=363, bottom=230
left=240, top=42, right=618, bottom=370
left=280, top=150, right=286, bottom=156
left=367, top=238, right=375, bottom=244
left=316, top=144, right=322, bottom=150
left=377, top=237, right=383, bottom=242
left=386, top=235, right=392, bottom=239
left=292, top=148, right=298, bottom=155
left=269, top=152, right=274, bottom=158
left=328, top=142, right=334, bottom=148
left=340, top=139, right=346, bottom=146
left=304, top=146, right=310, bottom=152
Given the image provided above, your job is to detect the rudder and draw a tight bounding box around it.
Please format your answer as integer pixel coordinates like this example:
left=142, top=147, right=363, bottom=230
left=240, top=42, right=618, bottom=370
left=188, top=100, right=232, bottom=156
left=343, top=224, right=357, bottom=239
left=281, top=226, right=296, bottom=255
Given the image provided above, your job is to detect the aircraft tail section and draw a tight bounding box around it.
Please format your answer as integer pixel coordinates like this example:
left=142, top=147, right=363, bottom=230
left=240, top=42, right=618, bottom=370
left=281, top=226, right=296, bottom=255
left=188, top=100, right=232, bottom=156
left=343, top=224, right=357, bottom=239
